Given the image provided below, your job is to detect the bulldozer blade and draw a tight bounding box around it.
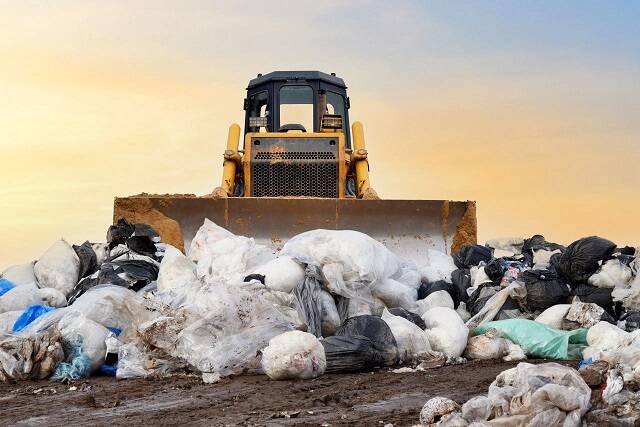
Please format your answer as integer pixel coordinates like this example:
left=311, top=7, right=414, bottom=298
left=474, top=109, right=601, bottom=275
left=113, top=196, right=476, bottom=263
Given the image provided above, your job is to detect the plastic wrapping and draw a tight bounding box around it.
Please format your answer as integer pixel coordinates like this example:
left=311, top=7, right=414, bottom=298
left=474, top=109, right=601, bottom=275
left=420, top=250, right=457, bottom=283
left=58, top=310, right=111, bottom=371
left=293, top=265, right=323, bottom=337
left=486, top=362, right=591, bottom=423
left=157, top=245, right=198, bottom=292
left=321, top=335, right=383, bottom=373
left=33, top=239, right=80, bottom=297
left=71, top=285, right=153, bottom=337
left=282, top=229, right=401, bottom=299
left=319, top=290, right=341, bottom=336
left=250, top=256, right=305, bottom=293
left=475, top=319, right=587, bottom=359
left=371, top=278, right=417, bottom=311
left=1, top=261, right=38, bottom=286
left=0, top=284, right=43, bottom=313
left=381, top=308, right=431, bottom=363
left=261, top=330, right=326, bottom=380
left=334, top=315, right=399, bottom=366
left=0, top=328, right=64, bottom=381
left=422, top=307, right=469, bottom=358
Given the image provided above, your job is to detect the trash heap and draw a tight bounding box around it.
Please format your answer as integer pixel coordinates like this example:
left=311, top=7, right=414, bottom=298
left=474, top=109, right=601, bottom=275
left=1, top=220, right=639, bottom=423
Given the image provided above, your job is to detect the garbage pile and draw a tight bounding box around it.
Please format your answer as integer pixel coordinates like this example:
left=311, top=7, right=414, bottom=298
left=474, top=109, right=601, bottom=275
left=1, top=220, right=639, bottom=423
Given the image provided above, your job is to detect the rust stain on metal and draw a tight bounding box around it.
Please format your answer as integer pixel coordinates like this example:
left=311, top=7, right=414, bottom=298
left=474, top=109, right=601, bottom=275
left=451, top=201, right=478, bottom=254
left=440, top=201, right=450, bottom=253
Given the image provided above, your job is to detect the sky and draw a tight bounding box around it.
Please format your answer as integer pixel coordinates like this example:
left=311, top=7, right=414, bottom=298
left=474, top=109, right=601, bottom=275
left=1, top=1, right=639, bottom=269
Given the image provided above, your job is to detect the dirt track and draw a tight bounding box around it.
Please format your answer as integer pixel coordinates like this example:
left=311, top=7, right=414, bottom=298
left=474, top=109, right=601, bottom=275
left=0, top=359, right=575, bottom=427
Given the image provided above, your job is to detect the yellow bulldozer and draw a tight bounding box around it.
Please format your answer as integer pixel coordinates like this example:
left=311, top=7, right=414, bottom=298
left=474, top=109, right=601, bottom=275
left=114, top=71, right=476, bottom=261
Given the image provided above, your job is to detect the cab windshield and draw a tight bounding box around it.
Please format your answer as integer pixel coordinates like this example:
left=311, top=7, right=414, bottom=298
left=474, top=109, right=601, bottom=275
left=279, top=85, right=313, bottom=132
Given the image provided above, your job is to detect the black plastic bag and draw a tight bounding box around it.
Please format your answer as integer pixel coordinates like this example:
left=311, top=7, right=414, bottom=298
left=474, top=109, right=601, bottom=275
left=335, top=315, right=399, bottom=366
left=417, top=280, right=459, bottom=308
left=243, top=273, right=266, bottom=285
left=67, top=259, right=159, bottom=304
left=451, top=269, right=471, bottom=303
left=133, top=223, right=160, bottom=239
left=321, top=335, right=384, bottom=373
left=73, top=241, right=98, bottom=282
left=619, top=246, right=636, bottom=256
left=520, top=269, right=570, bottom=312
left=126, top=236, right=157, bottom=257
left=496, top=297, right=522, bottom=320
left=555, top=236, right=616, bottom=285
left=484, top=259, right=504, bottom=284
left=572, top=284, right=617, bottom=318
left=388, top=307, right=426, bottom=329
left=453, top=245, right=492, bottom=269
left=467, top=285, right=498, bottom=316
left=521, top=235, right=565, bottom=265
left=293, top=265, right=323, bottom=337
left=107, top=218, right=135, bottom=249
left=619, top=311, right=640, bottom=332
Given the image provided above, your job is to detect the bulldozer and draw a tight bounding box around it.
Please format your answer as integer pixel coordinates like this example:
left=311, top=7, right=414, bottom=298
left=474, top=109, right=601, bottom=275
left=114, top=71, right=476, bottom=261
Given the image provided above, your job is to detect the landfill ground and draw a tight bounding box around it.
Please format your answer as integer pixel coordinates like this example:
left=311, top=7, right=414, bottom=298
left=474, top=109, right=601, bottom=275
left=0, top=359, right=572, bottom=427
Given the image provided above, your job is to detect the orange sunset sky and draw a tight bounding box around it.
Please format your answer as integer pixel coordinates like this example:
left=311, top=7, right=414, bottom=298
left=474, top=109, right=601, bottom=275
left=1, top=1, right=639, bottom=269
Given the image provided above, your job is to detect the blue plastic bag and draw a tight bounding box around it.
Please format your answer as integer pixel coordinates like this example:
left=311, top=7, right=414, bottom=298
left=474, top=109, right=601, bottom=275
left=12, top=304, right=57, bottom=332
left=51, top=336, right=92, bottom=381
left=0, top=278, right=16, bottom=296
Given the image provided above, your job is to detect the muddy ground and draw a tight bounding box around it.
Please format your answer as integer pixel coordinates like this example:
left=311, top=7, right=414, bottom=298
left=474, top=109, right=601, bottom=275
left=0, top=359, right=575, bottom=427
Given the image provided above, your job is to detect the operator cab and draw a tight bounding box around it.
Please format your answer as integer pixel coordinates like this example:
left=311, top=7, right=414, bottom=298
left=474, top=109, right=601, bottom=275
left=244, top=71, right=352, bottom=148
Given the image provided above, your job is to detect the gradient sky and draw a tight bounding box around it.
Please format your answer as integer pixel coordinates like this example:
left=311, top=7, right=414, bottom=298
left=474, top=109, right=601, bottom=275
left=1, top=1, right=639, bottom=269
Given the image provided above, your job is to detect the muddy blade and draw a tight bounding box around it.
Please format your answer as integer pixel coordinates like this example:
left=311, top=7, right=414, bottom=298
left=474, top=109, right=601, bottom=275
left=113, top=197, right=476, bottom=262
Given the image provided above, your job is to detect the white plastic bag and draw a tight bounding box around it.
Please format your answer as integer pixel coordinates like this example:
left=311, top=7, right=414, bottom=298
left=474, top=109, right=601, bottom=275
left=419, top=396, right=460, bottom=425
left=33, top=239, right=80, bottom=297
left=37, top=288, right=67, bottom=308
left=486, top=237, right=524, bottom=260
left=535, top=304, right=570, bottom=330
left=250, top=256, right=305, bottom=293
left=92, top=243, right=109, bottom=266
left=532, top=249, right=561, bottom=270
left=381, top=308, right=431, bottom=363
left=0, top=284, right=42, bottom=313
left=319, top=291, right=341, bottom=336
left=415, top=290, right=454, bottom=316
left=1, top=261, right=38, bottom=286
left=588, top=259, right=633, bottom=289
left=0, top=311, right=21, bottom=334
left=195, top=234, right=274, bottom=285
left=188, top=218, right=235, bottom=263
left=71, top=285, right=152, bottom=337
left=420, top=250, right=456, bottom=283
left=465, top=329, right=525, bottom=362
left=261, top=330, right=326, bottom=380
left=372, top=278, right=417, bottom=311
left=157, top=245, right=198, bottom=292
left=147, top=281, right=294, bottom=377
left=465, top=329, right=509, bottom=360
left=486, top=362, right=591, bottom=421
left=281, top=229, right=400, bottom=296
left=422, top=307, right=469, bottom=358
left=58, top=310, right=111, bottom=371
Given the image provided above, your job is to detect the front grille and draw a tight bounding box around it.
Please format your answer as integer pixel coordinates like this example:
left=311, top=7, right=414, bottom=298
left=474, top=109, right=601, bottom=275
left=251, top=137, right=339, bottom=197
left=254, top=152, right=336, bottom=161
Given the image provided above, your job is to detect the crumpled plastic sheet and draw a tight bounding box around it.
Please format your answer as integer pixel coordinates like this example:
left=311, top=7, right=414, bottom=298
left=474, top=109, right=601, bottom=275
left=0, top=327, right=64, bottom=381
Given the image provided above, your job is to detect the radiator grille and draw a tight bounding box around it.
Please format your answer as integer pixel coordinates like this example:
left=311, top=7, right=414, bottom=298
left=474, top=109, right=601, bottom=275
left=254, top=152, right=336, bottom=161
left=252, top=162, right=338, bottom=197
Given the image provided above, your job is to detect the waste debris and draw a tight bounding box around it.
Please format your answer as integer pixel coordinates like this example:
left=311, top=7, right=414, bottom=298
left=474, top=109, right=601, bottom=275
left=0, top=220, right=638, bottom=424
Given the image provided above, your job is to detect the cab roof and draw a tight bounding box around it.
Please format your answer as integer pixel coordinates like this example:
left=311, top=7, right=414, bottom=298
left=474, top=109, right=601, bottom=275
left=247, top=71, right=347, bottom=89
